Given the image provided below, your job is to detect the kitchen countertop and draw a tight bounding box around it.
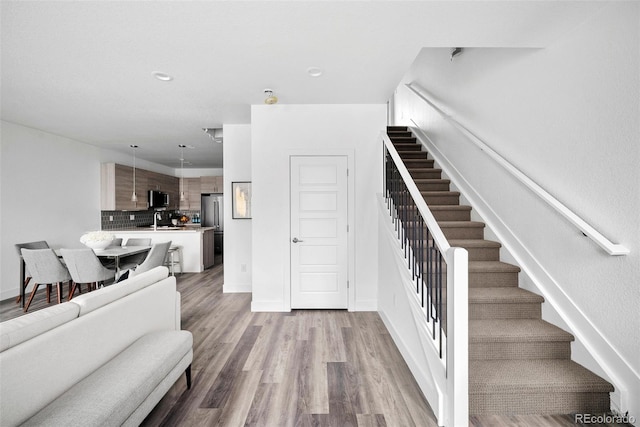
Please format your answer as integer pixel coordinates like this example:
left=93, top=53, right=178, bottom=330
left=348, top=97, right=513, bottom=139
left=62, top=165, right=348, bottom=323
left=108, top=226, right=217, bottom=233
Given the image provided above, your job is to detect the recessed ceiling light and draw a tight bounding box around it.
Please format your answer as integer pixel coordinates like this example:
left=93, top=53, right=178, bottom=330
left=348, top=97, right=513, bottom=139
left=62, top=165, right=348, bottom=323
left=307, top=67, right=323, bottom=77
left=152, top=71, right=173, bottom=81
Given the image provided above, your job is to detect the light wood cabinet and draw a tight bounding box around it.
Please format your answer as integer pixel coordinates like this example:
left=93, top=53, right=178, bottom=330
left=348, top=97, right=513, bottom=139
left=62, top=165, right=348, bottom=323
left=101, top=163, right=179, bottom=210
left=203, top=229, right=215, bottom=269
left=200, top=176, right=223, bottom=193
left=179, top=177, right=201, bottom=210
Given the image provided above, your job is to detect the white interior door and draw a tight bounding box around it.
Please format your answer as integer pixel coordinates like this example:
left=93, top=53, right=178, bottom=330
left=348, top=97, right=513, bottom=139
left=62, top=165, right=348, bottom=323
left=290, top=156, right=348, bottom=309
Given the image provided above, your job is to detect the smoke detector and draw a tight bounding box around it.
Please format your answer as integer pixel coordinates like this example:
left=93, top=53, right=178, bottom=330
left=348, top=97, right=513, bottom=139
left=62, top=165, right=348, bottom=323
left=264, top=89, right=278, bottom=105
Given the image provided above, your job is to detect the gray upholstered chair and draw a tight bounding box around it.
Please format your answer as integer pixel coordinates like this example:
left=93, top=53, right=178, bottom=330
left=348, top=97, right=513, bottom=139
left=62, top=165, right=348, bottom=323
left=119, top=238, right=152, bottom=270
left=60, top=248, right=116, bottom=297
left=20, top=248, right=71, bottom=312
left=100, top=238, right=124, bottom=269
left=125, top=238, right=151, bottom=246
left=131, top=241, right=172, bottom=277
left=15, top=241, right=50, bottom=304
left=108, top=238, right=123, bottom=247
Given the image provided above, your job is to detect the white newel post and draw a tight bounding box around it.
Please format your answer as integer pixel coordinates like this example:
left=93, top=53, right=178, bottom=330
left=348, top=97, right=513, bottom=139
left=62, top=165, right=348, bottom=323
left=446, top=246, right=469, bottom=426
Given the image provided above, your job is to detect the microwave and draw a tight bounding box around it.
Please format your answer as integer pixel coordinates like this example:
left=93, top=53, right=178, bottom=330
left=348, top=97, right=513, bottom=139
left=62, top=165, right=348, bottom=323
left=148, top=190, right=169, bottom=208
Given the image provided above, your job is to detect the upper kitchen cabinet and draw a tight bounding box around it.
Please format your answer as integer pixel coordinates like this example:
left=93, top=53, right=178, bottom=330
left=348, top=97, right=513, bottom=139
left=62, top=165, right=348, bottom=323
left=179, top=177, right=201, bottom=210
left=101, top=163, right=179, bottom=211
left=101, top=163, right=147, bottom=211
left=201, top=176, right=223, bottom=193
left=150, top=173, right=180, bottom=210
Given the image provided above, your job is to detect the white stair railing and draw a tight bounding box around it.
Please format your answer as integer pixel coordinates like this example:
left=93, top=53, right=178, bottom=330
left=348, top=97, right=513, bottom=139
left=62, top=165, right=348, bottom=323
left=383, top=131, right=469, bottom=426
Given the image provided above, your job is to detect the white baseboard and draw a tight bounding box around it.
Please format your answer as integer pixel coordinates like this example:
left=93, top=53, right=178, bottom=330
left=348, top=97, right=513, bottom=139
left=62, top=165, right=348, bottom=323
left=222, top=282, right=252, bottom=293
left=353, top=299, right=377, bottom=311
left=1, top=288, right=19, bottom=302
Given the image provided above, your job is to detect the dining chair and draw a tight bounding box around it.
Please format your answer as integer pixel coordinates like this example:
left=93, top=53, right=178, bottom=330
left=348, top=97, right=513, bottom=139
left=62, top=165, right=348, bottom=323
left=131, top=241, right=172, bottom=277
left=108, top=238, right=123, bottom=247
left=20, top=248, right=71, bottom=312
left=60, top=248, right=116, bottom=297
left=14, top=241, right=50, bottom=304
left=125, top=238, right=152, bottom=246
left=119, top=238, right=153, bottom=270
left=100, top=238, right=123, bottom=269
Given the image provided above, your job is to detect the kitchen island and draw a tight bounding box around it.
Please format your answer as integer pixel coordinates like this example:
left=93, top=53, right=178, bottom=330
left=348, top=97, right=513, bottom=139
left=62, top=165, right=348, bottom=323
left=109, top=226, right=216, bottom=272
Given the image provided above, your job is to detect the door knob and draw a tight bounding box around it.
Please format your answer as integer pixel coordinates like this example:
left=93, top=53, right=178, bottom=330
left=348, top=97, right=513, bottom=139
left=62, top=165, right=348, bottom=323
left=292, top=237, right=304, bottom=243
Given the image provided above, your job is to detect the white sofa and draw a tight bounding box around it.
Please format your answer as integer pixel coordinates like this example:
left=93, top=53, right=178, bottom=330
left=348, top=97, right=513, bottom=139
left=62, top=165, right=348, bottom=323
left=0, top=266, right=193, bottom=427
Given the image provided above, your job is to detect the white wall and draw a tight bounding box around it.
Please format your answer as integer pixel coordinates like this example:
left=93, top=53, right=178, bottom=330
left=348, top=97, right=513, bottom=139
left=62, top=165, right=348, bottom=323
left=1, top=121, right=103, bottom=300
left=222, top=124, right=252, bottom=293
left=392, top=2, right=639, bottom=416
left=251, top=104, right=386, bottom=311
left=377, top=197, right=445, bottom=423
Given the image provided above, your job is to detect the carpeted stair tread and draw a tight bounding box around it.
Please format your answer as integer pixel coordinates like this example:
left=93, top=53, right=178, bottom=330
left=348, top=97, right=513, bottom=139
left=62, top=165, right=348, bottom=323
left=414, top=178, right=450, bottom=185
left=393, top=143, right=422, bottom=151
left=468, top=260, right=520, bottom=273
left=469, top=319, right=574, bottom=343
left=429, top=205, right=472, bottom=213
left=470, top=360, right=614, bottom=394
left=408, top=167, right=442, bottom=172
left=438, top=220, right=485, bottom=228
left=405, top=159, right=435, bottom=167
left=391, top=137, right=418, bottom=143
left=469, top=287, right=543, bottom=304
left=398, top=151, right=429, bottom=159
left=420, top=190, right=460, bottom=197
left=449, top=239, right=501, bottom=249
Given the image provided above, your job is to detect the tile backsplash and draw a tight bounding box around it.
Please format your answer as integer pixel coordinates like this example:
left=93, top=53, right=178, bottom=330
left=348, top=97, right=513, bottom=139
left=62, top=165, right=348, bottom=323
left=101, top=210, right=201, bottom=230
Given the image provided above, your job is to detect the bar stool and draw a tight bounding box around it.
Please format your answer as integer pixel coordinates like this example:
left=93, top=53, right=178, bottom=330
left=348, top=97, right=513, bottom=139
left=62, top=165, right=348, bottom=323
left=165, top=245, right=183, bottom=276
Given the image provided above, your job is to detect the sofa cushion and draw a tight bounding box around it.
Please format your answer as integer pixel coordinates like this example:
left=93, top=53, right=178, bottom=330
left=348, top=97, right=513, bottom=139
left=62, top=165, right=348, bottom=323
left=23, top=330, right=193, bottom=427
left=71, top=266, right=169, bottom=316
left=0, top=303, right=79, bottom=352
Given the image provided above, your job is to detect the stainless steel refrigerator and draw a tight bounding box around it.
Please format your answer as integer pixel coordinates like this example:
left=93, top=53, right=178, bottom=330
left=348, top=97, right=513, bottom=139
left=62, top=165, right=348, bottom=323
left=201, top=194, right=223, bottom=254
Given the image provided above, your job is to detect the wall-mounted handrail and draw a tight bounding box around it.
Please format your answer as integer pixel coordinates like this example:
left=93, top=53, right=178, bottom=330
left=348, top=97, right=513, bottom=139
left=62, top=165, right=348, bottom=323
left=405, top=82, right=629, bottom=256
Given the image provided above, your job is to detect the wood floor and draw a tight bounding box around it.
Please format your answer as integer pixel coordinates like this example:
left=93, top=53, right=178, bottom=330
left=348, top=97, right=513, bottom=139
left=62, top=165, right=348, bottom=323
left=1, top=263, right=632, bottom=426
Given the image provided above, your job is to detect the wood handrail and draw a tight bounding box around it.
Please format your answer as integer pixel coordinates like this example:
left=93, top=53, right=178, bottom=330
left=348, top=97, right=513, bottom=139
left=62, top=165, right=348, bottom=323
left=405, top=82, right=629, bottom=256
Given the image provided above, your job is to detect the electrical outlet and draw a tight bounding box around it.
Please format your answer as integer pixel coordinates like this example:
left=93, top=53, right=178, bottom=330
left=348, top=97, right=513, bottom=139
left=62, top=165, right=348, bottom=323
left=130, top=215, right=135, bottom=220
left=240, top=263, right=247, bottom=273
left=109, top=216, right=113, bottom=221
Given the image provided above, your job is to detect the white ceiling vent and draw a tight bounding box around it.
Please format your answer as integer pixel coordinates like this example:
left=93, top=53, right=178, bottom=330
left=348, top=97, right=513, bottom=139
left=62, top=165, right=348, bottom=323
left=203, top=128, right=223, bottom=144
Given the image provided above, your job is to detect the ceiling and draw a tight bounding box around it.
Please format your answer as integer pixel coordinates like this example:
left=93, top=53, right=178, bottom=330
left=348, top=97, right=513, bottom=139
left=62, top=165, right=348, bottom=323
left=1, top=1, right=603, bottom=169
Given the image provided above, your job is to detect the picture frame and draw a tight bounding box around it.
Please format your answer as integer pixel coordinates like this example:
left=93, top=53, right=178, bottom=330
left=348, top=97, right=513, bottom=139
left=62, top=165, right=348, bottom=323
left=232, top=181, right=252, bottom=219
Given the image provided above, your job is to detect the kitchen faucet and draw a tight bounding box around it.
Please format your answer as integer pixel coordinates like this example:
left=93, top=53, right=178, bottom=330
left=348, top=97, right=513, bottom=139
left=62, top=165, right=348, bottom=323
left=153, top=212, right=161, bottom=231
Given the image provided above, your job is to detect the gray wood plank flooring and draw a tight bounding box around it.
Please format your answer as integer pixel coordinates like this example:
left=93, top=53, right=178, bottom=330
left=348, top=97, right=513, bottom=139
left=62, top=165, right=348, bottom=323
left=1, top=263, right=631, bottom=426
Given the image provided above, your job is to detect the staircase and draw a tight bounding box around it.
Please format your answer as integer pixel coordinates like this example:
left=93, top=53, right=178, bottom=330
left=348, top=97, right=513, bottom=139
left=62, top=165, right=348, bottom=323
left=386, top=126, right=614, bottom=415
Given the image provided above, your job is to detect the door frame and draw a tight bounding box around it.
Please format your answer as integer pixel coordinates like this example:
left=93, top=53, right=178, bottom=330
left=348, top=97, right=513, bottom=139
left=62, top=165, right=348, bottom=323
left=285, top=149, right=356, bottom=311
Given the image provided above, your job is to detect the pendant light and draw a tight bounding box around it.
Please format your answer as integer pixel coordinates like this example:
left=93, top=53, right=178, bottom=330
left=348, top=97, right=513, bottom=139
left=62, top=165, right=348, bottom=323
left=130, top=145, right=139, bottom=202
left=179, top=144, right=186, bottom=201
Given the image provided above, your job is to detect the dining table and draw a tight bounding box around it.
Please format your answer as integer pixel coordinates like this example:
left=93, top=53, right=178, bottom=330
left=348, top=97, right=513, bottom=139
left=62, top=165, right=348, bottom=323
left=18, top=246, right=152, bottom=308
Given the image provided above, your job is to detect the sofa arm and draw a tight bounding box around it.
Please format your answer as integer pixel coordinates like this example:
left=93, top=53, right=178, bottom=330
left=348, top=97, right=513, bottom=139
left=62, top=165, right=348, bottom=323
left=175, top=291, right=181, bottom=330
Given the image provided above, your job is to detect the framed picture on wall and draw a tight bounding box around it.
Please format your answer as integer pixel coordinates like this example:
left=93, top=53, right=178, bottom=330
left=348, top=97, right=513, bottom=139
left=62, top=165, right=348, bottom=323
left=232, top=181, right=252, bottom=219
